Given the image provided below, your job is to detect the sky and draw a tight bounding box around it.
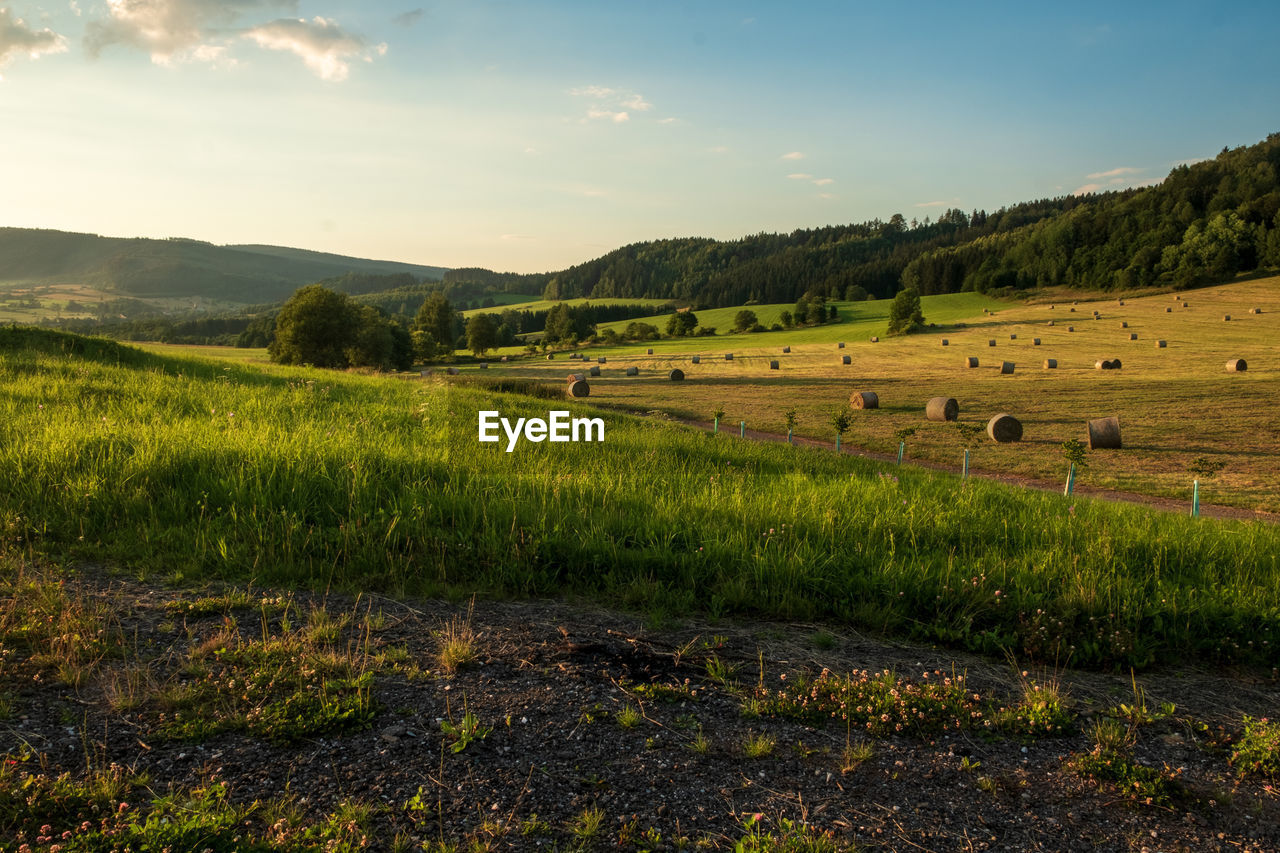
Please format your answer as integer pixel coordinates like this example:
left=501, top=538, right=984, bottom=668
left=1, top=1, right=1278, bottom=274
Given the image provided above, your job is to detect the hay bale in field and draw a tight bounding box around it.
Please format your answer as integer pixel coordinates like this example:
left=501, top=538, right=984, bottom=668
left=782, top=346, right=791, bottom=353
left=1250, top=307, right=1262, bottom=314
left=941, top=338, right=949, bottom=346
left=1067, top=326, right=1075, bottom=332
left=589, top=365, right=601, bottom=376
left=446, top=367, right=459, bottom=375
left=567, top=379, right=590, bottom=398
left=625, top=366, right=639, bottom=376
left=546, top=354, right=555, bottom=360
left=1165, top=307, right=1173, bottom=313
left=1095, top=359, right=1121, bottom=370
left=926, top=396, right=959, bottom=422
left=598, top=357, right=607, bottom=363
left=419, top=369, right=431, bottom=377
left=1156, top=340, right=1167, bottom=348
left=870, top=336, right=879, bottom=342
left=1226, top=358, right=1248, bottom=372
left=1047, top=320, right=1055, bottom=326
left=1033, top=338, right=1041, bottom=345
left=965, top=357, right=979, bottom=368
left=691, top=355, right=700, bottom=364
left=1121, top=321, right=1128, bottom=328
left=1010, top=334, right=1017, bottom=340
left=1043, top=359, right=1058, bottom=369
left=999, top=361, right=1015, bottom=374
left=1129, top=333, right=1138, bottom=340
left=770, top=360, right=780, bottom=370
left=851, top=391, right=879, bottom=409
left=1118, top=299, right=1125, bottom=305
left=988, top=339, right=996, bottom=347
left=1223, top=314, right=1231, bottom=321
left=668, top=368, right=685, bottom=381
left=567, top=373, right=585, bottom=382
left=987, top=413, right=1023, bottom=443
left=1070, top=307, right=1076, bottom=312
left=838, top=342, right=845, bottom=348
left=725, top=353, right=734, bottom=360
left=479, top=363, right=488, bottom=369
left=841, top=355, right=852, bottom=365
left=1110, top=358, right=1122, bottom=369
left=1049, top=304, right=1055, bottom=309
left=647, top=348, right=654, bottom=355
left=1087, top=416, right=1122, bottom=450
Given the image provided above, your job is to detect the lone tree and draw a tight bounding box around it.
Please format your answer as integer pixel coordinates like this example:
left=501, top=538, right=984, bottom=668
left=466, top=313, right=499, bottom=357
left=733, top=309, right=759, bottom=332
left=269, top=284, right=410, bottom=371
left=887, top=286, right=925, bottom=334
left=412, top=292, right=456, bottom=360
left=666, top=311, right=698, bottom=337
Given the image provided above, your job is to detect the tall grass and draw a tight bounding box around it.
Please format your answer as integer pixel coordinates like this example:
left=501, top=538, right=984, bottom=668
left=2, top=328, right=1278, bottom=669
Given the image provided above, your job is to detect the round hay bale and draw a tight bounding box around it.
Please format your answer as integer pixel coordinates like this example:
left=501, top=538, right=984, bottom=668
left=588, top=365, right=601, bottom=376
left=1250, top=307, right=1262, bottom=314
left=870, top=336, right=879, bottom=342
left=1223, top=314, right=1231, bottom=321
left=566, top=373, right=585, bottom=382
left=1121, top=321, right=1128, bottom=328
left=1226, top=358, right=1247, bottom=372
left=838, top=342, right=846, bottom=349
left=926, top=396, right=959, bottom=422
left=1182, top=302, right=1188, bottom=308
left=446, top=367, right=459, bottom=375
left=1096, top=359, right=1121, bottom=370
left=1010, top=334, right=1017, bottom=340
left=1032, top=338, right=1041, bottom=345
left=1118, top=299, right=1125, bottom=305
left=1049, top=304, right=1055, bottom=309
left=999, top=361, right=1014, bottom=374
left=1043, top=359, right=1058, bottom=369
left=501, top=355, right=509, bottom=362
left=724, top=353, right=734, bottom=361
left=1067, top=326, right=1075, bottom=332
left=567, top=379, right=590, bottom=398
left=851, top=391, right=879, bottom=409
left=988, top=339, right=996, bottom=347
left=668, top=368, right=685, bottom=381
left=940, top=338, right=949, bottom=346
left=1165, top=307, right=1172, bottom=313
left=546, top=354, right=555, bottom=360
left=1156, top=340, right=1167, bottom=348
left=1070, top=307, right=1076, bottom=312
left=841, top=355, right=851, bottom=365
left=1047, top=320, right=1055, bottom=326
left=598, top=357, right=607, bottom=364
left=1129, top=333, right=1138, bottom=340
left=770, top=360, right=780, bottom=370
left=625, top=366, right=639, bottom=376
left=1110, top=358, right=1122, bottom=369
left=647, top=348, right=654, bottom=355
left=1087, top=416, right=1122, bottom=450
left=479, top=363, right=488, bottom=369
left=782, top=346, right=791, bottom=353
left=691, top=355, right=700, bottom=364
left=965, top=357, right=979, bottom=368
left=987, top=413, right=1023, bottom=443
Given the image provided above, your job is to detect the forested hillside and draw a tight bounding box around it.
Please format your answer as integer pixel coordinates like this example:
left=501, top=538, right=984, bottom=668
left=444, top=133, right=1280, bottom=307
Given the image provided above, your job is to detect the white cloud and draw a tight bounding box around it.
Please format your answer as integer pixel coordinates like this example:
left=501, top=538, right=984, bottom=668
left=781, top=151, right=805, bottom=160
left=812, top=178, right=833, bottom=186
left=1071, top=183, right=1103, bottom=196
left=0, top=8, right=69, bottom=75
left=571, top=84, right=653, bottom=124
left=818, top=192, right=835, bottom=200
left=786, top=173, right=812, bottom=180
left=244, top=16, right=382, bottom=82
left=914, top=200, right=949, bottom=208
left=1086, top=166, right=1140, bottom=180
left=657, top=117, right=678, bottom=124
left=85, top=0, right=294, bottom=64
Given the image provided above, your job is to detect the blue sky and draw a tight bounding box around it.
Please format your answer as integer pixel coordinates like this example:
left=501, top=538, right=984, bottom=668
left=1, top=1, right=1277, bottom=273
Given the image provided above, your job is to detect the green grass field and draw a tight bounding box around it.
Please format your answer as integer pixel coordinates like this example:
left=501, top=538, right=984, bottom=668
left=484, top=280, right=1280, bottom=512
left=2, top=325, right=1278, bottom=671
left=461, top=296, right=673, bottom=318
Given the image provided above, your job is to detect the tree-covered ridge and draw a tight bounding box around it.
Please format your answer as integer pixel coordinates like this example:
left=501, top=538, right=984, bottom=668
left=903, top=134, right=1280, bottom=293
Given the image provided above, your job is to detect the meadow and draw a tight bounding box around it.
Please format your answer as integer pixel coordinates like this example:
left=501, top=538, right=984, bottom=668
left=2, top=325, right=1278, bottom=671
left=489, top=280, right=1280, bottom=512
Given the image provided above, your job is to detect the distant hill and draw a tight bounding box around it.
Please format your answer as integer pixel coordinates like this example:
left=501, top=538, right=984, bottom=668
left=0, top=228, right=448, bottom=304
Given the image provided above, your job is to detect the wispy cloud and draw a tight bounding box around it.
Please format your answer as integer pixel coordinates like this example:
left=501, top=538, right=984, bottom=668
left=781, top=151, right=805, bottom=160
left=0, top=8, right=68, bottom=76
left=244, top=17, right=385, bottom=82
left=786, top=173, right=812, bottom=180
left=571, top=84, right=653, bottom=123
left=818, top=192, right=835, bottom=200
left=393, top=8, right=423, bottom=28
left=1086, top=166, right=1139, bottom=180
left=914, top=200, right=950, bottom=208
left=812, top=178, right=833, bottom=186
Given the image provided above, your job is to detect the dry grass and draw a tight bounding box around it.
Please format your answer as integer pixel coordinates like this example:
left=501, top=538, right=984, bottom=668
left=435, top=602, right=479, bottom=674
